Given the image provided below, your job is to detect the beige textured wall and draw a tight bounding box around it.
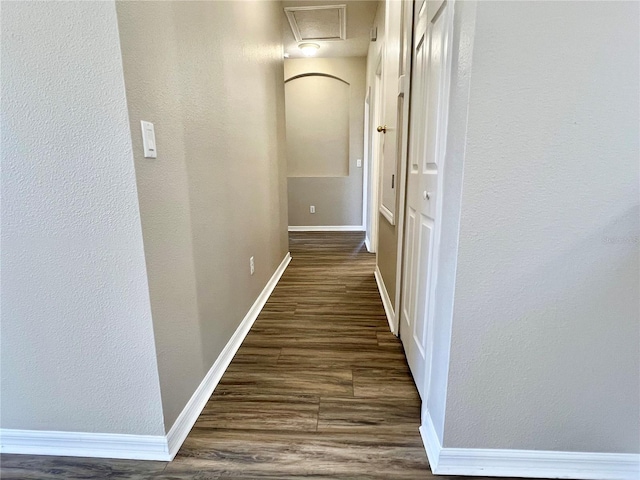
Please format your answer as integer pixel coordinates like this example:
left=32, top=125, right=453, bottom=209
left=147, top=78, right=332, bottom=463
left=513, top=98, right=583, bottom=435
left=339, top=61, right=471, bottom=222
left=116, top=0, right=288, bottom=431
left=1, top=0, right=165, bottom=436
left=285, top=57, right=366, bottom=227
left=377, top=219, right=398, bottom=304
left=442, top=0, right=640, bottom=453
left=286, top=75, right=350, bottom=177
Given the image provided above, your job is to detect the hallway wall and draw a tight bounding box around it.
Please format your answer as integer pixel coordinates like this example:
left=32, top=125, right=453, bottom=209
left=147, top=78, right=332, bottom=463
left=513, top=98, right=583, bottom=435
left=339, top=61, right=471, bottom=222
left=285, top=57, right=366, bottom=228
left=0, top=1, right=165, bottom=435
left=116, top=0, right=288, bottom=430
left=439, top=0, right=640, bottom=455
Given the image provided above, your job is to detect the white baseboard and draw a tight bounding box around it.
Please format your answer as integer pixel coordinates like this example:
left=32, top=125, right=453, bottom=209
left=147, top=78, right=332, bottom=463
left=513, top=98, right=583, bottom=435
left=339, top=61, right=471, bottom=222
left=0, top=429, right=170, bottom=461
left=374, top=265, right=397, bottom=334
left=420, top=411, right=640, bottom=480
left=419, top=411, right=443, bottom=471
left=165, top=251, right=291, bottom=459
left=0, top=252, right=292, bottom=462
left=288, top=225, right=365, bottom=232
left=365, top=236, right=372, bottom=253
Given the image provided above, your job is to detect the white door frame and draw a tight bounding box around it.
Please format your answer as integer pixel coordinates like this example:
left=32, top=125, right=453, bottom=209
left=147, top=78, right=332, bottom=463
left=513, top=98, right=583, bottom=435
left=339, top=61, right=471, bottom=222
left=397, top=0, right=455, bottom=399
left=421, top=0, right=455, bottom=400
left=365, top=50, right=385, bottom=253
left=363, top=87, right=371, bottom=245
left=393, top=0, right=415, bottom=336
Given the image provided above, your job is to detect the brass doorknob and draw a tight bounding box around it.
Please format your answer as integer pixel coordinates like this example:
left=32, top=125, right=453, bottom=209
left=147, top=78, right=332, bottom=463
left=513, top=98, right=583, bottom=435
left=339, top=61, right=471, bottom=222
left=377, top=125, right=387, bottom=134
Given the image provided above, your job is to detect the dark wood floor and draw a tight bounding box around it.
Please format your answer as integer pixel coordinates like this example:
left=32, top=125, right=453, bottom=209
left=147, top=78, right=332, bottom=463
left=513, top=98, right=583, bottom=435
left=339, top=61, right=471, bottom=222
left=160, top=232, right=429, bottom=479
left=1, top=233, right=525, bottom=479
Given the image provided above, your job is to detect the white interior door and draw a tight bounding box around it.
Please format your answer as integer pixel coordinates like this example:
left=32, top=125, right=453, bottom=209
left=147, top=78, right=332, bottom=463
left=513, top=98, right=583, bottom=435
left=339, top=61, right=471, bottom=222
left=400, top=0, right=452, bottom=399
left=367, top=56, right=384, bottom=253
left=378, top=1, right=403, bottom=225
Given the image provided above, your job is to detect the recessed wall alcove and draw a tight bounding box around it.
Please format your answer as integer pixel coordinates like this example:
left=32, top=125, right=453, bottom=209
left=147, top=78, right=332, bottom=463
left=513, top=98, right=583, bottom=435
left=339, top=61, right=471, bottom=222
left=285, top=73, right=350, bottom=178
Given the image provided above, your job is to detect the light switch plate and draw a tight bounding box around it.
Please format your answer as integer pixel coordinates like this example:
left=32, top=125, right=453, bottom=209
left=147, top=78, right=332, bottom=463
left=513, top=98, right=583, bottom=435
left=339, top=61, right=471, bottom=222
left=141, top=121, right=157, bottom=158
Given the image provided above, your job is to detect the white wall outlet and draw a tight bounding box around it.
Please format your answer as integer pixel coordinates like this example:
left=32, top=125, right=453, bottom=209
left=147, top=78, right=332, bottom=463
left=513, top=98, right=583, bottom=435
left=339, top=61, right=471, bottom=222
left=249, top=256, right=255, bottom=275
left=356, top=159, right=362, bottom=168
left=310, top=205, right=315, bottom=214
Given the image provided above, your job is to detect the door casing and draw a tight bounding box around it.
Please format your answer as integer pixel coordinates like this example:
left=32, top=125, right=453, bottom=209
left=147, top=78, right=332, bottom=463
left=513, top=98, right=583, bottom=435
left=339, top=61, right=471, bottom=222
left=392, top=0, right=417, bottom=336
left=365, top=51, right=385, bottom=253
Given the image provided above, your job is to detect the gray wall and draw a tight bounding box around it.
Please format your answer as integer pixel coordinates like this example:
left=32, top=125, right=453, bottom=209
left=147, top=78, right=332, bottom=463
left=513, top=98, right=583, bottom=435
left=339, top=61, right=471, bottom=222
left=285, top=58, right=366, bottom=227
left=377, top=220, right=398, bottom=304
left=116, top=0, right=289, bottom=430
left=0, top=1, right=165, bottom=435
left=286, top=76, right=350, bottom=177
left=440, top=0, right=640, bottom=453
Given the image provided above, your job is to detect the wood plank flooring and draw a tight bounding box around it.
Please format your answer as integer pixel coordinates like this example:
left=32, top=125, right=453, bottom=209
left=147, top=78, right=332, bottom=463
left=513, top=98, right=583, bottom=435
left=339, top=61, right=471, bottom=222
left=158, top=232, right=428, bottom=479
left=0, top=232, right=531, bottom=479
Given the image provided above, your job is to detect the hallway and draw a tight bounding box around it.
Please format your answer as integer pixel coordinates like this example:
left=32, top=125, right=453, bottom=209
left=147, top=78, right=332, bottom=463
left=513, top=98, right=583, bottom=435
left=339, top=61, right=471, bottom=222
left=3, top=1, right=638, bottom=477
left=162, top=231, right=429, bottom=478
left=1, top=232, right=429, bottom=478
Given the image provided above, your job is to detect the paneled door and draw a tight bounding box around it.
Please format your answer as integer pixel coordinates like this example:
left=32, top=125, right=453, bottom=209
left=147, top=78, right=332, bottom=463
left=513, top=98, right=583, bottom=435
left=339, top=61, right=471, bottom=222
left=400, top=0, right=453, bottom=399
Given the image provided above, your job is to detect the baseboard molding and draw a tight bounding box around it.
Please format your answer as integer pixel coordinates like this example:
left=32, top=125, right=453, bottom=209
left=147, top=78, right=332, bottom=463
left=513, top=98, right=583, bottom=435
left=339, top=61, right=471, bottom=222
left=420, top=411, right=640, bottom=480
left=374, top=265, right=397, bottom=334
left=419, top=412, right=443, bottom=472
left=0, top=252, right=292, bottom=462
left=165, top=251, right=292, bottom=459
left=365, top=236, right=372, bottom=253
left=288, top=225, right=365, bottom=232
left=0, top=429, right=170, bottom=461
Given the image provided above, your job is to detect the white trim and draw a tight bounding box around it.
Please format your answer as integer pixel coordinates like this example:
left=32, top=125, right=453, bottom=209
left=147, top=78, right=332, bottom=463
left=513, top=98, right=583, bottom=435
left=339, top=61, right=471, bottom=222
left=392, top=0, right=415, bottom=358
left=288, top=225, right=365, bottom=232
left=420, top=0, right=456, bottom=407
left=362, top=88, right=371, bottom=241
left=419, top=411, right=443, bottom=472
left=284, top=5, right=347, bottom=43
left=420, top=411, right=640, bottom=480
left=374, top=265, right=397, bottom=334
left=0, top=253, right=292, bottom=462
left=379, top=204, right=395, bottom=226
left=368, top=49, right=384, bottom=254
left=0, top=430, right=170, bottom=461
left=365, top=236, right=372, bottom=253
left=165, top=252, right=291, bottom=459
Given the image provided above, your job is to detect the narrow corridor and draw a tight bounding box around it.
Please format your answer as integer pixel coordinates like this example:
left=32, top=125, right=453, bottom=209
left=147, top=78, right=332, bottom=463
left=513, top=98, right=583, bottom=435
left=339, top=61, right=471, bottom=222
left=0, top=233, right=429, bottom=479
left=160, top=232, right=430, bottom=478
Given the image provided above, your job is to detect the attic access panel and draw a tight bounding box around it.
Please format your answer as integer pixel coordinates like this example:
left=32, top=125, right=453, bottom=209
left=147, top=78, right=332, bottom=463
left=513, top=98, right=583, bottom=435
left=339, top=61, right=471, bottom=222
left=285, top=5, right=347, bottom=42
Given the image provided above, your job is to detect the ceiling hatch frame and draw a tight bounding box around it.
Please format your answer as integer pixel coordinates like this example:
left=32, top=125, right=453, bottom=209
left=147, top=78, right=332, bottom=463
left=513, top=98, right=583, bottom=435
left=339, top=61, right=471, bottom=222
left=284, top=4, right=347, bottom=42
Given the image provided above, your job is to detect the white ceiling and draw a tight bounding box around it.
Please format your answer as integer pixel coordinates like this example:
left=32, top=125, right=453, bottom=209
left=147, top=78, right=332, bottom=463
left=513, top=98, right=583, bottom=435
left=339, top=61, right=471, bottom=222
left=282, top=0, right=379, bottom=59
